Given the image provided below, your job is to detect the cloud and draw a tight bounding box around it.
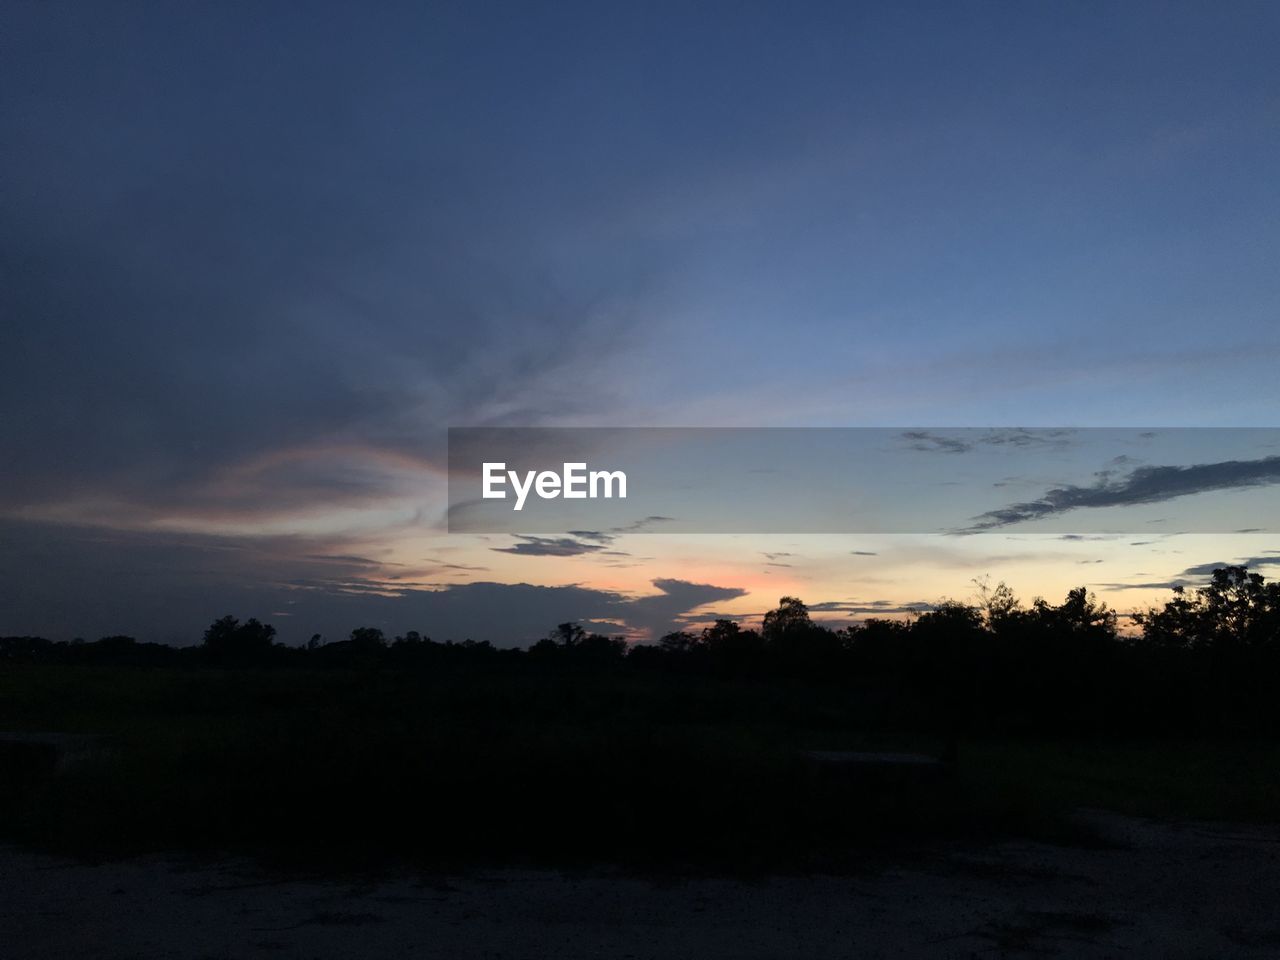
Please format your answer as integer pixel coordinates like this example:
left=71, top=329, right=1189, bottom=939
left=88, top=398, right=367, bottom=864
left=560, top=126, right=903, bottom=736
left=421, top=559, right=491, bottom=572
left=1, top=18, right=671, bottom=537
left=625, top=578, right=749, bottom=638
left=492, top=519, right=673, bottom=557
left=562, top=515, right=674, bottom=540
left=492, top=520, right=671, bottom=556
left=1176, top=556, right=1280, bottom=577
left=902, top=431, right=972, bottom=454
left=0, top=519, right=746, bottom=646
left=902, top=428, right=1074, bottom=455
left=1100, top=580, right=1196, bottom=592
left=303, top=553, right=390, bottom=567
left=808, top=599, right=934, bottom=617
left=567, top=530, right=617, bottom=544
left=612, top=516, right=676, bottom=533
left=491, top=536, right=609, bottom=557
left=1100, top=554, right=1280, bottom=592
left=962, top=456, right=1280, bottom=532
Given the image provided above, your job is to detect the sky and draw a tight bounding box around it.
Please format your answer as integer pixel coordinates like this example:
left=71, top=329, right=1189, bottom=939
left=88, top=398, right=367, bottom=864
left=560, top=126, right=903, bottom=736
left=2, top=1, right=1278, bottom=645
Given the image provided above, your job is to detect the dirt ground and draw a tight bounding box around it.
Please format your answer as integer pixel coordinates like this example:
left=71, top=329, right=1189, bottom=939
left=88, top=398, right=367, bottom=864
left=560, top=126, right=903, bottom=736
left=3, top=811, right=1279, bottom=959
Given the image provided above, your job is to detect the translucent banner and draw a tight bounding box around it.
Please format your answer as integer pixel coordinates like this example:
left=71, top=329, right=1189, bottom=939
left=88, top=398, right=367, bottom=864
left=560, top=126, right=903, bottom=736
left=448, top=427, right=1280, bottom=535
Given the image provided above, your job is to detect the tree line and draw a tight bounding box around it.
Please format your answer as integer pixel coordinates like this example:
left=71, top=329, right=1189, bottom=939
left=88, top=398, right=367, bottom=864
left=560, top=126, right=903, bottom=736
left=3, top=566, right=1278, bottom=734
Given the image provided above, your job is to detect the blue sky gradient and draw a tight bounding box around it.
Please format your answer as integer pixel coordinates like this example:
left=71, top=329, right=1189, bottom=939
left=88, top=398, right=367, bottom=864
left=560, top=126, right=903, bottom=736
left=3, top=2, right=1277, bottom=642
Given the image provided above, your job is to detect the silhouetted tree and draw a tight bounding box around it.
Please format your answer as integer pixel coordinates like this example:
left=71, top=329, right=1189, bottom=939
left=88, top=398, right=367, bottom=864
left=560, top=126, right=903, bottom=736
left=201, top=616, right=276, bottom=664
left=760, top=597, right=843, bottom=671
left=909, top=600, right=985, bottom=724
left=1029, top=587, right=1116, bottom=637
left=975, top=578, right=1022, bottom=632
left=574, top=632, right=628, bottom=661
left=843, top=617, right=911, bottom=672
left=762, top=596, right=812, bottom=643
left=658, top=630, right=699, bottom=653
left=349, top=626, right=387, bottom=650
left=700, top=618, right=765, bottom=668
left=549, top=622, right=587, bottom=648
left=528, top=623, right=625, bottom=665
left=1135, top=566, right=1279, bottom=653
left=393, top=630, right=427, bottom=647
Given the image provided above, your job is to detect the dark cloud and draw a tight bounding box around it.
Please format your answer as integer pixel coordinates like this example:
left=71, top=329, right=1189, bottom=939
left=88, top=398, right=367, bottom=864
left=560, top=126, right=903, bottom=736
left=1100, top=580, right=1195, bottom=591
left=1100, top=553, right=1280, bottom=592
left=2, top=6, right=663, bottom=528
left=1176, top=556, right=1280, bottom=577
left=490, top=522, right=665, bottom=556
left=0, top=519, right=743, bottom=645
left=491, top=536, right=608, bottom=557
left=626, top=578, right=749, bottom=638
left=503, top=519, right=671, bottom=554
left=962, top=456, right=1280, bottom=532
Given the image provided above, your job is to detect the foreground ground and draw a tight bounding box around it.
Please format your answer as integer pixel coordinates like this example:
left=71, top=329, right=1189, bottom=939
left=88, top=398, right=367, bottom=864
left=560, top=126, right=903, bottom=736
left=4, top=810, right=1278, bottom=960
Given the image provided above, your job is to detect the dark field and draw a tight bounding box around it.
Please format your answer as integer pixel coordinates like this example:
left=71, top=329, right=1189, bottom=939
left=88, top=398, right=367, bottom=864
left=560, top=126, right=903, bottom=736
left=3, top=662, right=1277, bottom=871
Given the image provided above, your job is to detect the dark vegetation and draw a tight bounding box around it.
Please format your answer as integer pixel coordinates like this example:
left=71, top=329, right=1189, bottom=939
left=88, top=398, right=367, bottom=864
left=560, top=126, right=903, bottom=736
left=1, top=566, right=1277, bottom=870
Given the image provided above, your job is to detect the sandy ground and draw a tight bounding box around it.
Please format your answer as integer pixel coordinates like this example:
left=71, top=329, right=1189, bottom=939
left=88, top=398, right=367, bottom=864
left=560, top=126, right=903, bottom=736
left=3, top=811, right=1279, bottom=959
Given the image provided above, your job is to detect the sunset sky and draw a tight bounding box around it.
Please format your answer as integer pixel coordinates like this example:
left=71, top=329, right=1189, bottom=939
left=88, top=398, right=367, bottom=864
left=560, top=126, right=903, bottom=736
left=3, top=2, right=1278, bottom=645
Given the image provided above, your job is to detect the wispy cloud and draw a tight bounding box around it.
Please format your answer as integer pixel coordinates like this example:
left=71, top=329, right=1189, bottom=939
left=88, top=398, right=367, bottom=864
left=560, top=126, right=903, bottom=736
left=962, top=456, right=1280, bottom=532
left=902, top=431, right=971, bottom=454
left=1101, top=553, right=1280, bottom=592
left=613, top=516, right=676, bottom=533
left=491, top=536, right=609, bottom=557
left=490, top=516, right=677, bottom=558
left=1177, top=556, right=1280, bottom=577
left=567, top=530, right=617, bottom=544
left=808, top=599, right=934, bottom=616
left=902, top=428, right=1075, bottom=455
left=1100, top=580, right=1196, bottom=591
